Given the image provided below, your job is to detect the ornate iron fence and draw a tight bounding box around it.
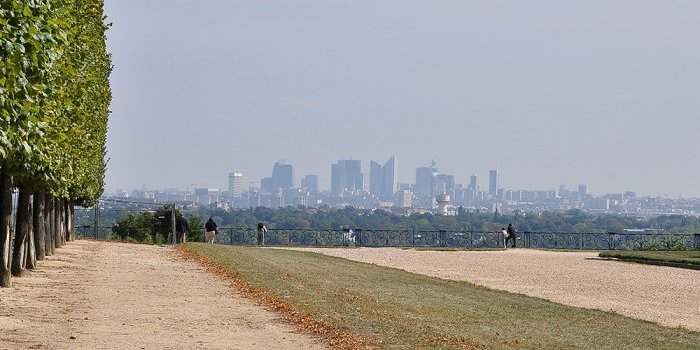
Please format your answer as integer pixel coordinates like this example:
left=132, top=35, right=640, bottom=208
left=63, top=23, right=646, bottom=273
left=214, top=227, right=700, bottom=251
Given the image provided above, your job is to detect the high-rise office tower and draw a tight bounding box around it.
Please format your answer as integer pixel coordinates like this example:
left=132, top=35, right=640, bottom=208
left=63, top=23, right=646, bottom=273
left=578, top=184, right=588, bottom=199
left=260, top=177, right=274, bottom=193
left=228, top=172, right=244, bottom=198
left=369, top=156, right=397, bottom=200
left=467, top=175, right=478, bottom=201
left=331, top=160, right=363, bottom=194
left=369, top=161, right=383, bottom=197
left=469, top=175, right=477, bottom=191
left=194, top=188, right=220, bottom=206
left=301, top=175, right=319, bottom=193
left=271, top=160, right=293, bottom=190
left=489, top=170, right=498, bottom=196
left=415, top=165, right=438, bottom=199
left=433, top=174, right=455, bottom=199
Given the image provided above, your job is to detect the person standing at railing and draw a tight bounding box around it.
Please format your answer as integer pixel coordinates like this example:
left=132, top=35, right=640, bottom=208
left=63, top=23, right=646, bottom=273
left=256, top=222, right=267, bottom=246
left=500, top=227, right=508, bottom=248
left=176, top=216, right=189, bottom=244
left=506, top=223, right=517, bottom=248
left=205, top=217, right=217, bottom=244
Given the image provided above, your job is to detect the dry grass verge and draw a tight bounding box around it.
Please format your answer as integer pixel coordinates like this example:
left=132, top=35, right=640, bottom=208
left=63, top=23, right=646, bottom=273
left=181, top=243, right=700, bottom=350
left=599, top=250, right=700, bottom=270
left=176, top=245, right=372, bottom=350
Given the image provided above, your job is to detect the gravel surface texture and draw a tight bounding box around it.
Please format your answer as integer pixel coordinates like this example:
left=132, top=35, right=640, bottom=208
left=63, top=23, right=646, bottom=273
left=291, top=247, right=700, bottom=331
left=0, top=241, right=326, bottom=350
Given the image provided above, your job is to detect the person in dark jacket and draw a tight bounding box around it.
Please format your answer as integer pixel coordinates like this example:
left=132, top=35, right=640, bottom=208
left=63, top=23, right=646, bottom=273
left=506, top=223, right=517, bottom=248
left=256, top=222, right=267, bottom=246
left=176, top=217, right=189, bottom=244
left=205, top=217, right=217, bottom=244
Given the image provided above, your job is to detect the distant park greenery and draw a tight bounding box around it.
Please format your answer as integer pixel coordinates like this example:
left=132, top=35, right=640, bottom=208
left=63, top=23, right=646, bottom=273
left=193, top=206, right=700, bottom=234
left=111, top=207, right=205, bottom=244
left=0, top=0, right=111, bottom=286
left=110, top=206, right=700, bottom=245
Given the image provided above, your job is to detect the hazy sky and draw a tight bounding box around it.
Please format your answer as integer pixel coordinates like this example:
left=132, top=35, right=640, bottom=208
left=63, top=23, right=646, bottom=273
left=105, top=0, right=700, bottom=196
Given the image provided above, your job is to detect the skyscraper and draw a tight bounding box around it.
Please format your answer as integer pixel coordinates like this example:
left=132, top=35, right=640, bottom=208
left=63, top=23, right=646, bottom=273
left=415, top=165, right=438, bottom=199
left=434, top=174, right=455, bottom=199
left=271, top=160, right=293, bottom=191
left=194, top=188, right=220, bottom=206
left=227, top=172, right=244, bottom=198
left=301, top=175, right=319, bottom=193
left=331, top=160, right=363, bottom=194
left=578, top=184, right=588, bottom=199
left=489, top=170, right=498, bottom=196
left=260, top=177, right=274, bottom=193
left=369, top=156, right=397, bottom=200
left=369, top=161, right=383, bottom=197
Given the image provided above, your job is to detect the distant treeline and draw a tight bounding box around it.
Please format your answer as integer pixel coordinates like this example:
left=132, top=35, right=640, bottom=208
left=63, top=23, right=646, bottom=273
left=191, top=207, right=700, bottom=234
left=104, top=206, right=699, bottom=244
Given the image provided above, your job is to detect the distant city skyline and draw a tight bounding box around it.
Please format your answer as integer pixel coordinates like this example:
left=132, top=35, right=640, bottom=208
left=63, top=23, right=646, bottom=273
left=117, top=157, right=624, bottom=199
left=115, top=159, right=700, bottom=218
left=104, top=1, right=700, bottom=197
left=108, top=157, right=697, bottom=199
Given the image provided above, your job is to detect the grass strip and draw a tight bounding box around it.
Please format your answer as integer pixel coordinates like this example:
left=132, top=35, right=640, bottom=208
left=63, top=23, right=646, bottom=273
left=175, top=245, right=371, bottom=350
left=599, top=250, right=700, bottom=269
left=182, top=243, right=700, bottom=350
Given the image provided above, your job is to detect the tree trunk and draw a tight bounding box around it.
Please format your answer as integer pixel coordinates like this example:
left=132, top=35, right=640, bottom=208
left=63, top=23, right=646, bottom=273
left=34, top=192, right=45, bottom=260
left=61, top=200, right=66, bottom=245
left=25, top=195, right=36, bottom=270
left=59, top=199, right=65, bottom=246
left=53, top=198, right=60, bottom=249
left=45, top=195, right=54, bottom=256
left=12, top=186, right=30, bottom=276
left=65, top=201, right=72, bottom=242
left=0, top=172, right=12, bottom=287
left=62, top=200, right=68, bottom=244
left=56, top=199, right=62, bottom=246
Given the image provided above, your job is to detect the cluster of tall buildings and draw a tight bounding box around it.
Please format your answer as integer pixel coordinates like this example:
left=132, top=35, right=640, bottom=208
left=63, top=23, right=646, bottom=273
left=237, top=157, right=399, bottom=209
left=215, top=157, right=508, bottom=211
left=116, top=160, right=700, bottom=217
left=153, top=157, right=615, bottom=216
left=111, top=158, right=700, bottom=216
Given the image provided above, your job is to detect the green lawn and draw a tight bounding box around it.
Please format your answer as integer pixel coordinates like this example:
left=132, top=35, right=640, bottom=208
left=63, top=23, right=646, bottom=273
left=599, top=250, right=700, bottom=268
left=183, top=243, right=700, bottom=350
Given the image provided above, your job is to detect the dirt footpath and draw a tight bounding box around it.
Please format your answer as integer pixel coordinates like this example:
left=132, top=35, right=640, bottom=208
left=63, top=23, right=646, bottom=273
left=292, top=248, right=700, bottom=331
left=0, top=241, right=326, bottom=350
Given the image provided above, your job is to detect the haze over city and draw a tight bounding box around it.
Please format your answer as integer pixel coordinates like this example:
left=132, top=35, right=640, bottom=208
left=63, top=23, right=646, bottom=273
left=105, top=0, right=700, bottom=196
left=3, top=1, right=700, bottom=348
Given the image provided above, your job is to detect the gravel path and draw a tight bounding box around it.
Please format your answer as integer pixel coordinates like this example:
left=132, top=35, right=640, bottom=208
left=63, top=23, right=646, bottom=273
left=0, top=241, right=326, bottom=350
left=291, top=247, right=700, bottom=331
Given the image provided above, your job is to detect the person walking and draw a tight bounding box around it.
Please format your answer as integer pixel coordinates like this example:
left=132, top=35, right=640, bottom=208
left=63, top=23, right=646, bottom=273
left=176, top=216, right=189, bottom=244
left=205, top=217, right=217, bottom=244
left=256, top=222, right=267, bottom=246
left=506, top=223, right=517, bottom=248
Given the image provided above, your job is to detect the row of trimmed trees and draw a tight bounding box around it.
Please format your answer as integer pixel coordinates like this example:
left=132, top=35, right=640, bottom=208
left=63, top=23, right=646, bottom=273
left=0, top=0, right=111, bottom=287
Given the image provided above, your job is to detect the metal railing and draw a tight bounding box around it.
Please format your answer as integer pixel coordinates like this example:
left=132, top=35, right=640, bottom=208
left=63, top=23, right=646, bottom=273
left=211, top=227, right=700, bottom=251
left=72, top=221, right=700, bottom=251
